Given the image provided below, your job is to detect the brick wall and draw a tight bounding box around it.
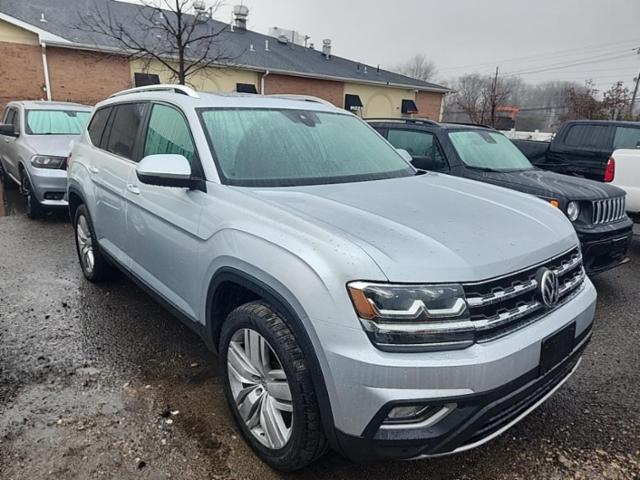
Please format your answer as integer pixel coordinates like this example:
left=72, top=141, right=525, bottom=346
left=47, top=47, right=132, bottom=106
left=415, top=91, right=445, bottom=120
left=0, top=41, right=44, bottom=111
left=264, top=74, right=344, bottom=107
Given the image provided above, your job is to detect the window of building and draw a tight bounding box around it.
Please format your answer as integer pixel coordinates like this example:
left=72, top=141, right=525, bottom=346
left=236, top=83, right=258, bottom=94
left=134, top=73, right=161, bottom=87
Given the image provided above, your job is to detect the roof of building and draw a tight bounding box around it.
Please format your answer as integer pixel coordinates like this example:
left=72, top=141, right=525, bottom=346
left=0, top=0, right=450, bottom=93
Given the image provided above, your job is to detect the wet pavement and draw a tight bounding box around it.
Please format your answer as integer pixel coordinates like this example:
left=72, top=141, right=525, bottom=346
left=1, top=182, right=639, bottom=480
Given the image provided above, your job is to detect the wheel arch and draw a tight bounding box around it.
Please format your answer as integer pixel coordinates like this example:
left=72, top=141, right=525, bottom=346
left=206, top=267, right=339, bottom=449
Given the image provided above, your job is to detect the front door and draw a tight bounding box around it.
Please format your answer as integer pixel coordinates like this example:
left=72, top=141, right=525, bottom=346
left=125, top=102, right=206, bottom=320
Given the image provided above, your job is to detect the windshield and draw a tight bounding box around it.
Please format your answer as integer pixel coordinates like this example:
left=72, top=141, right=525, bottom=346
left=448, top=130, right=533, bottom=171
left=199, top=108, right=414, bottom=187
left=25, top=110, right=91, bottom=135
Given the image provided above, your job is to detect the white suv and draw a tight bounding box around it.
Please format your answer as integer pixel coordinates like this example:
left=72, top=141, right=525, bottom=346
left=67, top=85, right=596, bottom=471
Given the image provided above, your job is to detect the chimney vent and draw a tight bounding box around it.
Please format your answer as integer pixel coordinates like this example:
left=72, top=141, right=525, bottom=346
left=322, top=39, right=332, bottom=59
left=265, top=39, right=270, bottom=51
left=39, top=12, right=47, bottom=23
left=233, top=4, right=249, bottom=30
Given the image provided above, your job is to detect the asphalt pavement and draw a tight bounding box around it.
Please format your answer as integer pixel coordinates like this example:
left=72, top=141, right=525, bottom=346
left=1, top=183, right=639, bottom=480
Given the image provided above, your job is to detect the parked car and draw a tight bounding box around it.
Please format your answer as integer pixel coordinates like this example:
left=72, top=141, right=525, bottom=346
left=68, top=85, right=596, bottom=471
left=0, top=101, right=92, bottom=218
left=511, top=119, right=640, bottom=182
left=610, top=148, right=640, bottom=221
left=369, top=118, right=633, bottom=274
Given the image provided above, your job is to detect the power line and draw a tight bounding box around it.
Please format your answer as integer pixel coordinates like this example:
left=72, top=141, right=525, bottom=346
left=503, top=52, right=635, bottom=77
left=438, top=38, right=640, bottom=73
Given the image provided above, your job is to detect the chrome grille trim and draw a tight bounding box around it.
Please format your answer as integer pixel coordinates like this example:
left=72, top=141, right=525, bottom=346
left=463, top=247, right=585, bottom=342
left=592, top=197, right=626, bottom=225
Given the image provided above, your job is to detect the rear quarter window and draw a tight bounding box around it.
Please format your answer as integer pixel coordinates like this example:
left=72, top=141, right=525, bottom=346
left=613, top=127, right=640, bottom=150
left=563, top=124, right=611, bottom=149
left=104, top=103, right=147, bottom=160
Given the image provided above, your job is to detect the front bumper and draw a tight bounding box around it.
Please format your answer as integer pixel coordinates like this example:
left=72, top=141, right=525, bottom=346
left=577, top=218, right=633, bottom=274
left=318, top=279, right=596, bottom=462
left=334, top=327, right=591, bottom=462
left=27, top=166, right=68, bottom=207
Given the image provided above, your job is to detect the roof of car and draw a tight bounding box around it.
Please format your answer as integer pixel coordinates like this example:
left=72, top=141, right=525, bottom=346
left=367, top=118, right=494, bottom=131
left=9, top=100, right=93, bottom=110
left=96, top=85, right=348, bottom=114
left=563, top=119, right=640, bottom=127
left=0, top=0, right=450, bottom=93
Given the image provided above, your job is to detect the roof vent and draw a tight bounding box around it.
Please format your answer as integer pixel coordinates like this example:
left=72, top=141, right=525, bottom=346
left=308, top=42, right=314, bottom=49
left=277, top=35, right=288, bottom=45
left=249, top=43, right=255, bottom=52
left=265, top=39, right=270, bottom=51
left=193, top=1, right=211, bottom=22
left=322, top=39, right=331, bottom=59
left=39, top=13, right=47, bottom=23
left=233, top=4, right=249, bottom=30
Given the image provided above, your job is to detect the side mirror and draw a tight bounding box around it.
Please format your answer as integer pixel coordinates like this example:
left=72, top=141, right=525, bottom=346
left=0, top=123, right=18, bottom=137
left=397, top=148, right=413, bottom=163
left=136, top=154, right=196, bottom=189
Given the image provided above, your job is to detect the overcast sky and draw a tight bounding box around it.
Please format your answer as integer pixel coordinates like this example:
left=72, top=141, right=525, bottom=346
left=126, top=0, right=640, bottom=89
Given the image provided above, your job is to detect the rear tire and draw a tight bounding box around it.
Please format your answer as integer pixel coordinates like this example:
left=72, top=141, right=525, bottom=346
left=221, top=301, right=328, bottom=471
left=73, top=204, right=113, bottom=282
left=0, top=160, right=15, bottom=189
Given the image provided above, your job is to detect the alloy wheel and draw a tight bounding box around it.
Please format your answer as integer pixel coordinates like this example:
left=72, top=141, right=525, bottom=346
left=76, top=214, right=95, bottom=274
left=227, top=328, right=293, bottom=449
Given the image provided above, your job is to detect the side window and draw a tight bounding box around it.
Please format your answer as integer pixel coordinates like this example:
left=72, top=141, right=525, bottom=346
left=386, top=129, right=448, bottom=171
left=87, top=107, right=112, bottom=148
left=143, top=104, right=195, bottom=163
left=613, top=127, right=640, bottom=150
left=3, top=108, right=16, bottom=127
left=105, top=103, right=147, bottom=160
left=563, top=124, right=610, bottom=149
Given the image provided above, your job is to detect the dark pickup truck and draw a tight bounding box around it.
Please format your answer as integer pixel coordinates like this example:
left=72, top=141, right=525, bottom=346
left=368, top=118, right=633, bottom=274
left=512, top=120, right=640, bottom=182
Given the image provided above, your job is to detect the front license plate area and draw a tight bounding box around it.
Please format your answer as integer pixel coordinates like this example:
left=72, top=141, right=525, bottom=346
left=540, top=322, right=576, bottom=376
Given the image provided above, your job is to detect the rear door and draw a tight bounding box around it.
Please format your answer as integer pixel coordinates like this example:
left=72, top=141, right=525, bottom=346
left=125, top=102, right=206, bottom=320
left=547, top=123, right=614, bottom=181
left=89, top=102, right=148, bottom=265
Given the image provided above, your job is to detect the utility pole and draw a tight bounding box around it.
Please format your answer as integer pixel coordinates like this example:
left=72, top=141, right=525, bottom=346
left=630, top=47, right=640, bottom=117
left=489, top=66, right=499, bottom=127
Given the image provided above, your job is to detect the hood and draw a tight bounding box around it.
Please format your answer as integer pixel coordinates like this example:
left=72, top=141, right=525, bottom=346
left=23, top=135, right=79, bottom=158
left=469, top=168, right=625, bottom=202
left=245, top=173, right=578, bottom=283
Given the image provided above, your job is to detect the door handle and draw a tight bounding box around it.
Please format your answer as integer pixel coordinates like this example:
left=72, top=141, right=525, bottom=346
left=89, top=166, right=100, bottom=174
left=126, top=183, right=140, bottom=195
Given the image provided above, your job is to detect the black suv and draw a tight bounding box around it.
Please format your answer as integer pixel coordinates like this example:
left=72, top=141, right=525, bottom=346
left=368, top=118, right=633, bottom=274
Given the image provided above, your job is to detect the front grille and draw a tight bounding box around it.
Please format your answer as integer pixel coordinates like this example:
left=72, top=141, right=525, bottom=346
left=463, top=247, right=584, bottom=342
left=592, top=197, right=626, bottom=225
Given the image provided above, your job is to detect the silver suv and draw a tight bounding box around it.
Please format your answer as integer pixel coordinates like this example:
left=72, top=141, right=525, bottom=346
left=67, top=85, right=597, bottom=471
left=0, top=101, right=92, bottom=218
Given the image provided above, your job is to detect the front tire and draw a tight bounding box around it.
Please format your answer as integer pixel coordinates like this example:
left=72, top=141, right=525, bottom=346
left=221, top=301, right=328, bottom=471
left=21, top=172, right=45, bottom=219
left=73, top=204, right=112, bottom=282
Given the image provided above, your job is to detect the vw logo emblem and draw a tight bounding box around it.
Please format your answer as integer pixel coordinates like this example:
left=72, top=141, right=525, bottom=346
left=536, top=268, right=560, bottom=308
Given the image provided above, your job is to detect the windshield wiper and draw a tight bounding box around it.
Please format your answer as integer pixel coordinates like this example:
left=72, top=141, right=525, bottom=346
left=466, top=166, right=500, bottom=173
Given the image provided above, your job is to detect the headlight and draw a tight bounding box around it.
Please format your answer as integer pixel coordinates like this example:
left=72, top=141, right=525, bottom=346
left=30, top=155, right=65, bottom=169
left=566, top=201, right=580, bottom=221
left=347, top=281, right=474, bottom=352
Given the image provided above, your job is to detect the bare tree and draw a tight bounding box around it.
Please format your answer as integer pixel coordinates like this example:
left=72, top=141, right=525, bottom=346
left=75, top=0, right=237, bottom=85
left=448, top=73, right=487, bottom=123
left=394, top=54, right=438, bottom=82
left=562, top=81, right=604, bottom=121
left=602, top=81, right=632, bottom=120
left=486, top=67, right=512, bottom=127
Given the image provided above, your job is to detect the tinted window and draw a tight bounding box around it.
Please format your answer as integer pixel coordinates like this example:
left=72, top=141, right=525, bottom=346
left=563, top=124, right=610, bottom=149
left=3, top=108, right=16, bottom=125
left=613, top=127, right=640, bottom=150
left=88, top=107, right=111, bottom=147
left=25, top=110, right=91, bottom=135
left=386, top=129, right=448, bottom=171
left=199, top=109, right=414, bottom=187
left=144, top=104, right=195, bottom=163
left=105, top=103, right=146, bottom=160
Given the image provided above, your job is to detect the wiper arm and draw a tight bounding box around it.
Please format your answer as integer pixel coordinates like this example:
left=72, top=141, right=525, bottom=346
left=467, top=166, right=499, bottom=173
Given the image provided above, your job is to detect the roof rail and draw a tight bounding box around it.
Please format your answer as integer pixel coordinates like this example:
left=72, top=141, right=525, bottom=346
left=268, top=94, right=335, bottom=108
left=365, top=117, right=440, bottom=126
left=109, top=84, right=200, bottom=99
left=445, top=121, right=494, bottom=129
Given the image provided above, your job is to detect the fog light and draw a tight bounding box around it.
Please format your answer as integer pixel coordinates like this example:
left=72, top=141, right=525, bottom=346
left=381, top=403, right=457, bottom=429
left=44, top=192, right=64, bottom=200
left=387, top=405, right=429, bottom=422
